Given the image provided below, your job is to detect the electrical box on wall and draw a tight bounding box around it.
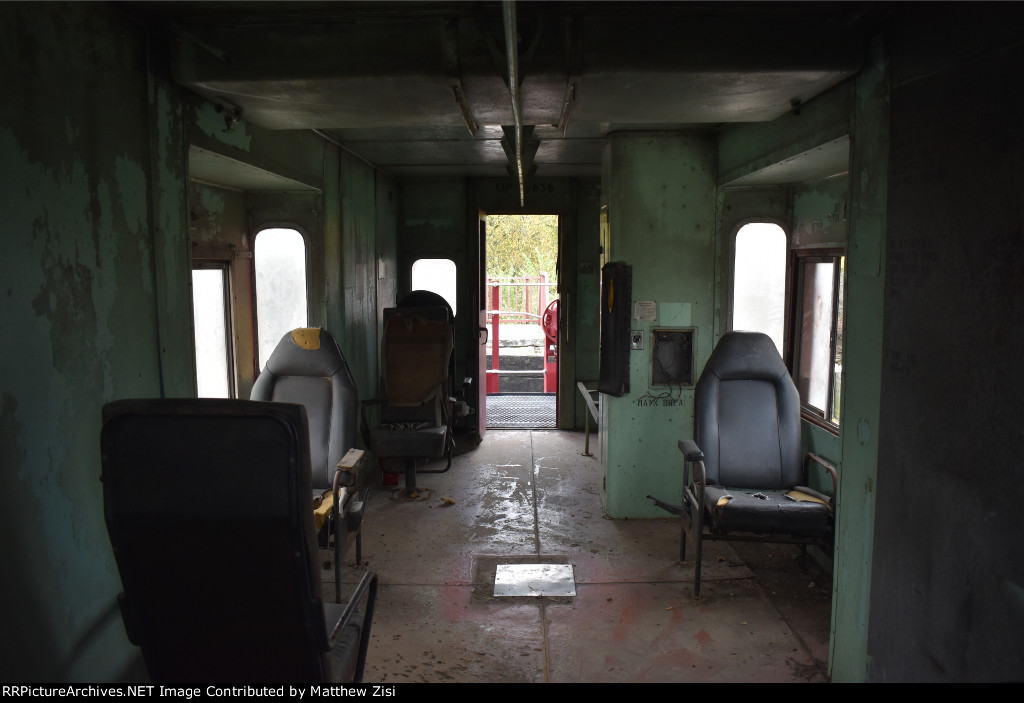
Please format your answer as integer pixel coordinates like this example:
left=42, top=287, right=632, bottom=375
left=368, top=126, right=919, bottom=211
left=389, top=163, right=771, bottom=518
left=651, top=328, right=695, bottom=386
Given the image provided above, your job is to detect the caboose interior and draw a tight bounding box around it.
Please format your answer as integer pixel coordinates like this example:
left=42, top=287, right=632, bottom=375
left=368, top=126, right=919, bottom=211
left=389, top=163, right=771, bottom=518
left=1, top=1, right=1022, bottom=683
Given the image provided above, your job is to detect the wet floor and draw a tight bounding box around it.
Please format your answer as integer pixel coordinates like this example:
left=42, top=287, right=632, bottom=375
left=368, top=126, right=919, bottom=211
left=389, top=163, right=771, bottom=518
left=327, top=430, right=832, bottom=683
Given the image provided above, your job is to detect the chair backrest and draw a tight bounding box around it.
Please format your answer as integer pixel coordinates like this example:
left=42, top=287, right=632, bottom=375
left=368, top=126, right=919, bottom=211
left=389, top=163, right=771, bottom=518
left=379, top=304, right=453, bottom=426
left=251, top=328, right=358, bottom=490
left=101, top=399, right=330, bottom=682
left=397, top=289, right=454, bottom=318
left=694, top=331, right=802, bottom=489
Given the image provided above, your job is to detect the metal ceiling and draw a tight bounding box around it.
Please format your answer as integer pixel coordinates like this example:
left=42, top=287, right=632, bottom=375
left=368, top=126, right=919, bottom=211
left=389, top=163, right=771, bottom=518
left=143, top=1, right=869, bottom=186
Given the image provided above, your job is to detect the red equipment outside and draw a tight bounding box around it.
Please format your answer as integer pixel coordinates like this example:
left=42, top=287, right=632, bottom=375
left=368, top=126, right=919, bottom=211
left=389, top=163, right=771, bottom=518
left=542, top=299, right=558, bottom=393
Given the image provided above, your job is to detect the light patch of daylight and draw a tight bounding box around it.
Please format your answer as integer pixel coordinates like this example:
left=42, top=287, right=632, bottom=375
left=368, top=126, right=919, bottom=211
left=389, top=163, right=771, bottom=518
left=733, top=223, right=787, bottom=355
left=192, top=268, right=231, bottom=398
left=255, top=228, right=308, bottom=369
left=798, top=260, right=836, bottom=413
left=411, top=258, right=457, bottom=316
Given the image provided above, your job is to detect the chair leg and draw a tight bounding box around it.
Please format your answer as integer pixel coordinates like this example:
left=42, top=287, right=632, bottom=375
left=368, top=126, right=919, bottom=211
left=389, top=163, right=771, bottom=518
left=693, top=496, right=705, bottom=598
left=334, top=517, right=342, bottom=604
left=404, top=459, right=418, bottom=492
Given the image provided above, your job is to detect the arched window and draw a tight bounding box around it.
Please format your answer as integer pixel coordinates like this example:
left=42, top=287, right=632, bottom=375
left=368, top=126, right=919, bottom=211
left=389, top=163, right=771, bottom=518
left=732, top=222, right=787, bottom=356
left=411, top=258, right=457, bottom=316
left=254, top=227, right=308, bottom=369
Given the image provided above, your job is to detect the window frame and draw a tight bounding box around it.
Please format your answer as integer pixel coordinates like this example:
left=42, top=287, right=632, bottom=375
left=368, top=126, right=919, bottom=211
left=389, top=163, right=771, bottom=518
left=788, top=248, right=845, bottom=432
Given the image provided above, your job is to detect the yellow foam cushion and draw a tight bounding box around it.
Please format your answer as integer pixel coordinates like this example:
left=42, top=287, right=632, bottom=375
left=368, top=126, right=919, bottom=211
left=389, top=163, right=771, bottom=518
left=313, top=489, right=333, bottom=530
left=291, top=328, right=321, bottom=351
left=787, top=489, right=832, bottom=513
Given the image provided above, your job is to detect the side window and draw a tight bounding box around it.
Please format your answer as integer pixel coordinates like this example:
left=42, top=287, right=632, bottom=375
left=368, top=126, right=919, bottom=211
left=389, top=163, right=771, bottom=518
left=732, top=223, right=787, bottom=356
left=411, top=258, right=457, bottom=316
left=191, top=264, right=234, bottom=398
left=793, top=253, right=845, bottom=425
left=254, top=227, right=308, bottom=369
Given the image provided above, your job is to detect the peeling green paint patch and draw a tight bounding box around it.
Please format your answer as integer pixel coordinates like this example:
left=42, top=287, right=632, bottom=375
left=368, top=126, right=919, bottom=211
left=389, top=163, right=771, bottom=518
left=195, top=100, right=252, bottom=151
left=114, top=155, right=152, bottom=294
left=0, top=120, right=161, bottom=645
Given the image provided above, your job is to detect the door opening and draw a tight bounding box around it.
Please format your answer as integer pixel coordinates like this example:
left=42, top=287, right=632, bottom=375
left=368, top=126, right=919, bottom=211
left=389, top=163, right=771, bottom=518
left=484, top=214, right=559, bottom=429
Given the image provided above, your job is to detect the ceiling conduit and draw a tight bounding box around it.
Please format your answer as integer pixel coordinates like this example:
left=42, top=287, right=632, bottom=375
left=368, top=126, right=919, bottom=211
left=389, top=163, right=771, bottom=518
left=502, top=0, right=525, bottom=207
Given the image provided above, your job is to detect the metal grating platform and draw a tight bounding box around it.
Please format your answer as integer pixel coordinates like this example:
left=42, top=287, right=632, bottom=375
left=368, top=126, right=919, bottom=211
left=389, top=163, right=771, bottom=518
left=487, top=394, right=555, bottom=429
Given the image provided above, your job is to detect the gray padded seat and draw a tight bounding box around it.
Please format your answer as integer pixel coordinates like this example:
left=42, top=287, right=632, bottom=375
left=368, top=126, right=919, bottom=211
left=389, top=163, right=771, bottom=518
left=251, top=328, right=358, bottom=493
left=251, top=327, right=365, bottom=584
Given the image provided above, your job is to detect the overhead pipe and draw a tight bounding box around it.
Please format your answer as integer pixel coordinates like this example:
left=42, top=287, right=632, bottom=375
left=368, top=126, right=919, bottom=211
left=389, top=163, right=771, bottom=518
left=502, top=0, right=525, bottom=207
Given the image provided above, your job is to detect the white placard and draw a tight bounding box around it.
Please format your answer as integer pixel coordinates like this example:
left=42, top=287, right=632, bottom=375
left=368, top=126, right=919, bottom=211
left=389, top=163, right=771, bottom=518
left=634, top=300, right=657, bottom=321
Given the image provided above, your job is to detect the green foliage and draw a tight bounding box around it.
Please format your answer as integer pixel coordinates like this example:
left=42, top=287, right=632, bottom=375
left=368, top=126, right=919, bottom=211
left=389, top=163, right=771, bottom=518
left=486, top=214, right=558, bottom=283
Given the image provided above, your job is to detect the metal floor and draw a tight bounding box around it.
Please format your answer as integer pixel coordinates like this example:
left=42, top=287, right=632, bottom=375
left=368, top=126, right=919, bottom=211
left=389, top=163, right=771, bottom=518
left=329, top=430, right=832, bottom=683
left=486, top=394, right=556, bottom=429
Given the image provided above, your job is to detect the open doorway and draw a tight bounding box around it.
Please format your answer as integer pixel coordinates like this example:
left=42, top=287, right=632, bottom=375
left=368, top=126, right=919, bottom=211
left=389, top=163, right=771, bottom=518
left=484, top=214, right=559, bottom=429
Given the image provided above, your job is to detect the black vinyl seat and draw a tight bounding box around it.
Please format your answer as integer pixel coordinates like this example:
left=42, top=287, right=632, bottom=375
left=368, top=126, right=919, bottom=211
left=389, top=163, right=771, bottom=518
left=100, top=398, right=377, bottom=682
left=649, top=331, right=837, bottom=596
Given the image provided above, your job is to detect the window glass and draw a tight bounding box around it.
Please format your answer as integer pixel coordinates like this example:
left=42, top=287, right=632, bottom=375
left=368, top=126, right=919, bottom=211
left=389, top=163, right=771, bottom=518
left=797, top=261, right=835, bottom=413
left=192, top=266, right=232, bottom=398
left=794, top=254, right=845, bottom=425
left=254, top=228, right=308, bottom=369
left=732, top=223, right=787, bottom=355
left=411, top=258, right=457, bottom=316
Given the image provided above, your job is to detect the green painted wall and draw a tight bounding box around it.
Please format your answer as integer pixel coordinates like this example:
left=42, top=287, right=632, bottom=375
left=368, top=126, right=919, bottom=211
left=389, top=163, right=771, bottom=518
left=0, top=4, right=191, bottom=680
left=0, top=4, right=398, bottom=679
left=828, top=36, right=888, bottom=682
left=600, top=132, right=717, bottom=518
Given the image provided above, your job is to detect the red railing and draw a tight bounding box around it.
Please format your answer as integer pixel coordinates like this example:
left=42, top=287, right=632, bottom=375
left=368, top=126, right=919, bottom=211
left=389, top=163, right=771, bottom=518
left=485, top=273, right=555, bottom=323
left=485, top=275, right=558, bottom=394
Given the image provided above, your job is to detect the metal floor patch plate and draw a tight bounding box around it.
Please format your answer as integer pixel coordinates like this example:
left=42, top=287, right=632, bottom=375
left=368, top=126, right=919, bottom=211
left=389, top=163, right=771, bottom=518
left=493, top=563, right=577, bottom=597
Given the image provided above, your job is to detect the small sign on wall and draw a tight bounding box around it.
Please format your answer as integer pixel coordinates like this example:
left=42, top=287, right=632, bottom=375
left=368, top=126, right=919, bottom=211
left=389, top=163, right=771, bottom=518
left=635, top=300, right=656, bottom=321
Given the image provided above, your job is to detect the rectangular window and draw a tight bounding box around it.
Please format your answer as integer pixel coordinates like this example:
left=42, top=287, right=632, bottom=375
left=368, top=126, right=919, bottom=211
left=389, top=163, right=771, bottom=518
left=191, top=264, right=235, bottom=398
left=792, top=252, right=844, bottom=427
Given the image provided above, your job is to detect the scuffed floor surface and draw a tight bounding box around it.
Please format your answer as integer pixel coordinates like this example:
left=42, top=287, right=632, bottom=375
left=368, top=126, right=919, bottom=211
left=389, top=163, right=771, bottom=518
left=326, top=430, right=832, bottom=683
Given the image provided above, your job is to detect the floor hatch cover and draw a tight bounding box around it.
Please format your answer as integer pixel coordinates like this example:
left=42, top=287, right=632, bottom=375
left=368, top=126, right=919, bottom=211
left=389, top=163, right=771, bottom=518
left=493, top=563, right=577, bottom=597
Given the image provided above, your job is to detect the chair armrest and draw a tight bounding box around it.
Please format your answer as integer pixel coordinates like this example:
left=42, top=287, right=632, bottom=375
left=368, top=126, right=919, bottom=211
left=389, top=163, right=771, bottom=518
left=337, top=447, right=365, bottom=474
left=678, top=440, right=706, bottom=490
left=334, top=449, right=365, bottom=512
left=677, top=439, right=704, bottom=463
left=804, top=452, right=838, bottom=501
